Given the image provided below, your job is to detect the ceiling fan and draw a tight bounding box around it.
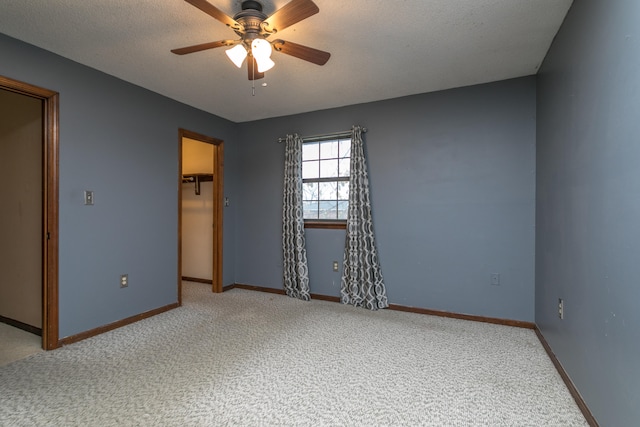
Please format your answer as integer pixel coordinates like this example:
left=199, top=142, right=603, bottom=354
left=172, top=0, right=331, bottom=80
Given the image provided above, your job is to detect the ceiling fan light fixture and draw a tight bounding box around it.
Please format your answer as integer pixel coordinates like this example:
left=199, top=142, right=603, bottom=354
left=251, top=39, right=275, bottom=72
left=256, top=56, right=275, bottom=73
left=225, top=44, right=247, bottom=68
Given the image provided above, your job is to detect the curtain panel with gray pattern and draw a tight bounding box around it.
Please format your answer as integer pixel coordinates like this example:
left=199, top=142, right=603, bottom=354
left=340, top=126, right=389, bottom=310
left=282, top=134, right=311, bottom=300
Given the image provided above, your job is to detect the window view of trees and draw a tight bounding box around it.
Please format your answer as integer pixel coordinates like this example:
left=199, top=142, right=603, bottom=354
left=302, top=138, right=350, bottom=220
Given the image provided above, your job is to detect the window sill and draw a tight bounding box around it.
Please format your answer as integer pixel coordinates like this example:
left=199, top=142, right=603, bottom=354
left=304, top=221, right=346, bottom=230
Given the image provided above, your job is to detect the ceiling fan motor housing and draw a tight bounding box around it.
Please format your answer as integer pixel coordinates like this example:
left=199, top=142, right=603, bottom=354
left=241, top=1, right=263, bottom=12
left=234, top=1, right=270, bottom=43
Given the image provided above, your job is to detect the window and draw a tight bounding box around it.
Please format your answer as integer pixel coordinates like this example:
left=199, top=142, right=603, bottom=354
left=302, top=137, right=351, bottom=223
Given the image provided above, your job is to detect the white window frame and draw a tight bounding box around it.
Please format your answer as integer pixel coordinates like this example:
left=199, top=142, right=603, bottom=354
left=301, top=136, right=351, bottom=227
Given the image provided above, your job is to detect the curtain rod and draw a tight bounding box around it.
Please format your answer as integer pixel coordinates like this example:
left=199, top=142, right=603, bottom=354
left=277, top=128, right=367, bottom=143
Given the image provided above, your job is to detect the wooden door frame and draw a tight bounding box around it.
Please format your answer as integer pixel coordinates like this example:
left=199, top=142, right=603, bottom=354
left=0, top=75, right=59, bottom=350
left=178, top=129, right=224, bottom=304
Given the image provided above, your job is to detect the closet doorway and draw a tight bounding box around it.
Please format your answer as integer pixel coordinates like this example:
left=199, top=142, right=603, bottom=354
left=0, top=76, right=59, bottom=350
left=178, top=129, right=223, bottom=304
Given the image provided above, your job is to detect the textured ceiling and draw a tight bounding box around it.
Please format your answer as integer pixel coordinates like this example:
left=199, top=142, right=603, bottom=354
left=0, top=0, right=572, bottom=122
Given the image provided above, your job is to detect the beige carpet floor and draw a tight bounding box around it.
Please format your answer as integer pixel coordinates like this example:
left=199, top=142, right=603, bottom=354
left=0, top=322, right=42, bottom=367
left=0, top=281, right=588, bottom=426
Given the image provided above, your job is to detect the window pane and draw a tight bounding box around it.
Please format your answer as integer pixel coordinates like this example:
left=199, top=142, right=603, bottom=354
left=302, top=142, right=319, bottom=161
left=319, top=201, right=337, bottom=219
left=338, top=158, right=350, bottom=177
left=338, top=181, right=349, bottom=200
left=303, top=201, right=319, bottom=219
left=302, top=160, right=319, bottom=179
left=303, top=136, right=352, bottom=223
left=319, top=159, right=339, bottom=178
left=303, top=182, right=318, bottom=201
left=319, top=181, right=337, bottom=200
left=320, top=140, right=339, bottom=159
left=339, top=139, right=351, bottom=158
left=337, top=200, right=349, bottom=219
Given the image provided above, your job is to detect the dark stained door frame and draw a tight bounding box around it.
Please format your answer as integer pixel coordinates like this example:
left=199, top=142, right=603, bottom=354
left=0, top=75, right=59, bottom=350
left=178, top=129, right=224, bottom=304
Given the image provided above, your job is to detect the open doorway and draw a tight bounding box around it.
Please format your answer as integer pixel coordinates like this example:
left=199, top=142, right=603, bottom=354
left=178, top=129, right=223, bottom=304
left=0, top=75, right=59, bottom=350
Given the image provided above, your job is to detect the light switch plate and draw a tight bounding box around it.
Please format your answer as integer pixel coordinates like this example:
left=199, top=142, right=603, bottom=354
left=84, top=190, right=94, bottom=205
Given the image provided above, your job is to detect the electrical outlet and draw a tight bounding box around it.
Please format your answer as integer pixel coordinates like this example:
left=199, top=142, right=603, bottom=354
left=558, top=298, right=564, bottom=319
left=332, top=261, right=339, bottom=272
left=491, top=273, right=500, bottom=286
left=120, top=274, right=128, bottom=288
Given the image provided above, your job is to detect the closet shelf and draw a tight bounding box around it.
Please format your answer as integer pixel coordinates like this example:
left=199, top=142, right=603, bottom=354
left=182, top=173, right=213, bottom=195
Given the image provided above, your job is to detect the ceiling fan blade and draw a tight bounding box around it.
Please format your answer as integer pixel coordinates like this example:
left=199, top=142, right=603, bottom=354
left=184, top=0, right=242, bottom=31
left=272, top=39, right=330, bottom=65
left=248, top=57, right=265, bottom=80
left=171, top=40, right=236, bottom=55
left=261, top=0, right=319, bottom=34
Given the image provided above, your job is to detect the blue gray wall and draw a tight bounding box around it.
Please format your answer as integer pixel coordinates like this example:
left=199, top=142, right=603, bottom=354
left=0, top=33, right=239, bottom=338
left=237, top=77, right=537, bottom=322
left=0, top=31, right=537, bottom=337
left=536, top=1, right=640, bottom=425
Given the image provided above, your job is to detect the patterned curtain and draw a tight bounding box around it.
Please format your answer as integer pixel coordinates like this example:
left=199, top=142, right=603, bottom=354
left=282, top=134, right=311, bottom=301
left=341, top=126, right=389, bottom=310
